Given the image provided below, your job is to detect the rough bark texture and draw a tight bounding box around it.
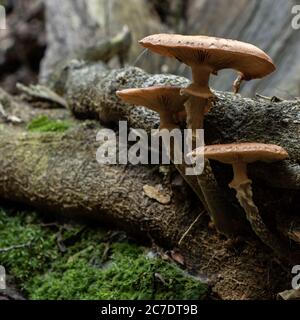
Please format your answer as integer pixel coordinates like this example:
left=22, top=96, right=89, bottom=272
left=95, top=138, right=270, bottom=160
left=0, top=87, right=299, bottom=299
left=62, top=64, right=300, bottom=253
left=0, top=122, right=203, bottom=247
left=62, top=64, right=300, bottom=191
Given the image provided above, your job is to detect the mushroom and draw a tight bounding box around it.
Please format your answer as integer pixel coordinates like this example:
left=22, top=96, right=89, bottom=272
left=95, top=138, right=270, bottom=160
left=189, top=142, right=291, bottom=259
left=139, top=34, right=275, bottom=136
left=116, top=86, right=187, bottom=130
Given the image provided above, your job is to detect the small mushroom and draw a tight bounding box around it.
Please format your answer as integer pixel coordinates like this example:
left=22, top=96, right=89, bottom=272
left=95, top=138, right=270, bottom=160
left=189, top=142, right=290, bottom=259
left=139, top=34, right=275, bottom=136
left=116, top=86, right=187, bottom=130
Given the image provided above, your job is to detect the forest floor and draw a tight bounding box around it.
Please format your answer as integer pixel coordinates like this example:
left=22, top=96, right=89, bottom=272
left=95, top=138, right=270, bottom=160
left=0, top=201, right=292, bottom=300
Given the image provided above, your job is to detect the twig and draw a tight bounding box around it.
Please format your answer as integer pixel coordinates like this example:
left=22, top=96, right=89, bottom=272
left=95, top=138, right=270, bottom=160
left=16, top=83, right=68, bottom=109
left=178, top=211, right=205, bottom=246
left=0, top=242, right=31, bottom=253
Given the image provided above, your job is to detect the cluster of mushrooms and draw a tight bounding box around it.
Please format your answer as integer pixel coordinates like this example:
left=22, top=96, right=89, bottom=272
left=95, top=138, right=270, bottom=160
left=117, top=34, right=290, bottom=260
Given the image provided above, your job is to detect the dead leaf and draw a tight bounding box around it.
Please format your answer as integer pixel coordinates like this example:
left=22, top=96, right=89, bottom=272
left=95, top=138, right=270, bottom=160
left=170, top=249, right=185, bottom=266
left=143, top=184, right=171, bottom=204
left=17, top=83, right=68, bottom=108
left=7, top=115, right=22, bottom=124
left=288, top=229, right=300, bottom=243
left=277, top=288, right=300, bottom=300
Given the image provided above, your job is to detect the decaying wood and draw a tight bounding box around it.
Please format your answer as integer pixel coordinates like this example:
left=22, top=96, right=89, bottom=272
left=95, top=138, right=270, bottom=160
left=61, top=65, right=300, bottom=187
left=0, top=119, right=203, bottom=248
left=0, top=0, right=299, bottom=299
left=2, top=62, right=300, bottom=262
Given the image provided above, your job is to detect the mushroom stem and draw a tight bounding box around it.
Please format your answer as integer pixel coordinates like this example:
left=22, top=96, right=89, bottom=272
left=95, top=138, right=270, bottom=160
left=182, top=65, right=214, bottom=137
left=229, top=161, right=249, bottom=189
left=191, top=65, right=212, bottom=89
left=175, top=161, right=209, bottom=213
left=185, top=65, right=242, bottom=236
left=233, top=73, right=244, bottom=94
left=160, top=124, right=209, bottom=212
left=233, top=180, right=291, bottom=262
left=228, top=164, right=291, bottom=261
left=184, top=95, right=207, bottom=137
left=159, top=109, right=176, bottom=130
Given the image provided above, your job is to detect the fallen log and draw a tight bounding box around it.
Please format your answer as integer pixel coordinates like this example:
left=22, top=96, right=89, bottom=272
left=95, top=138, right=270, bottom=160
left=16, top=63, right=300, bottom=252
left=62, top=65, right=300, bottom=193
left=59, top=64, right=300, bottom=245
left=0, top=116, right=203, bottom=248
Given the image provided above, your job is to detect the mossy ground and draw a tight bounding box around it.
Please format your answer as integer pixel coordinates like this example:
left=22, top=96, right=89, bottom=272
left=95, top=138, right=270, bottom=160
left=27, top=116, right=71, bottom=133
left=0, top=207, right=208, bottom=300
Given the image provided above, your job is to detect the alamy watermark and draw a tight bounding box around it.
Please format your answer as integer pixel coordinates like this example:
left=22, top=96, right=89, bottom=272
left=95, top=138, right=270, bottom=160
left=292, top=265, right=300, bottom=290
left=96, top=121, right=204, bottom=175
left=291, top=5, right=300, bottom=29
left=0, top=5, right=6, bottom=30
left=0, top=265, right=5, bottom=290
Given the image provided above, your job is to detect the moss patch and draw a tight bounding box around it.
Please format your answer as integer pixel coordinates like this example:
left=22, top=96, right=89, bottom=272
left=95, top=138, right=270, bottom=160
left=0, top=208, right=208, bottom=300
left=27, top=116, right=71, bottom=133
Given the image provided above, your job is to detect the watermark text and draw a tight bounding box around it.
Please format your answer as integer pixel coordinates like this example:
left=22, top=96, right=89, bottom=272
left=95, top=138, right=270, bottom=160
left=292, top=265, right=300, bottom=290
left=291, top=5, right=300, bottom=29
left=0, top=5, right=6, bottom=30
left=96, top=121, right=204, bottom=175
left=0, top=265, right=5, bottom=290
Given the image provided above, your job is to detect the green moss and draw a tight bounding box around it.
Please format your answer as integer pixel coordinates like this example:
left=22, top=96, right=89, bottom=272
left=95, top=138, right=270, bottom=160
left=0, top=208, right=208, bottom=300
left=0, top=210, right=58, bottom=284
left=27, top=116, right=71, bottom=133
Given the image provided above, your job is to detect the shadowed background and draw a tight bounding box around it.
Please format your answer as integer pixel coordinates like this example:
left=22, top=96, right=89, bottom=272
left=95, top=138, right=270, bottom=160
left=0, top=0, right=299, bottom=98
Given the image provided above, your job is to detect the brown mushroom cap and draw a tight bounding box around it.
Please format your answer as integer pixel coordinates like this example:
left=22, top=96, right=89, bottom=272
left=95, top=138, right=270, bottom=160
left=190, top=143, right=288, bottom=164
left=139, top=34, right=275, bottom=80
left=116, top=86, right=187, bottom=114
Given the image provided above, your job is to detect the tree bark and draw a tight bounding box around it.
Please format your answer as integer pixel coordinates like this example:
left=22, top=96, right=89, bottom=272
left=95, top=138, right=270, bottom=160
left=62, top=64, right=300, bottom=191
left=0, top=120, right=203, bottom=247
left=1, top=98, right=296, bottom=298
left=1, top=0, right=299, bottom=299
